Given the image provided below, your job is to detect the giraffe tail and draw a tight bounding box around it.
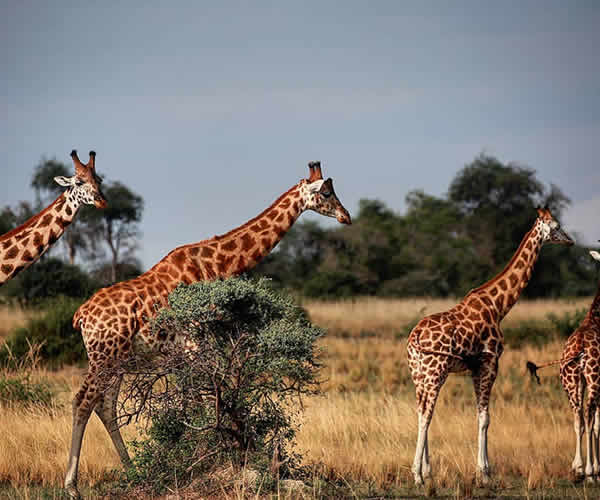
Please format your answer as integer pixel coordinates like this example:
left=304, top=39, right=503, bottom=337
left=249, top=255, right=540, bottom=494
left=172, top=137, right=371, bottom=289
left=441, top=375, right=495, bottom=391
left=525, top=359, right=560, bottom=385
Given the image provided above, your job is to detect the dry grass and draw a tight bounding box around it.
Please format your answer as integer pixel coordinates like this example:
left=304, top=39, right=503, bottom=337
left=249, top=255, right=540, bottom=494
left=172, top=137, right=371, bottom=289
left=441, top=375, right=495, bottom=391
left=0, top=304, right=36, bottom=341
left=303, top=296, right=591, bottom=338
left=0, top=298, right=593, bottom=497
left=0, top=365, right=132, bottom=488
left=297, top=340, right=571, bottom=491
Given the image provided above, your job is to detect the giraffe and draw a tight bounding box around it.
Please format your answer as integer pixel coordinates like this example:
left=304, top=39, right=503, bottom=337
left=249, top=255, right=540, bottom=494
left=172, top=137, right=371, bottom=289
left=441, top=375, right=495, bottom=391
left=64, top=161, right=351, bottom=498
left=0, top=150, right=106, bottom=285
left=406, top=207, right=573, bottom=486
left=527, top=248, right=600, bottom=481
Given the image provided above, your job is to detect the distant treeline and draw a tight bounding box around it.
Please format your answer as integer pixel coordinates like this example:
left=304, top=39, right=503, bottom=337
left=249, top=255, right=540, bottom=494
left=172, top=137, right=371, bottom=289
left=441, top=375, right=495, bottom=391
left=252, top=155, right=597, bottom=299
left=1, top=154, right=596, bottom=303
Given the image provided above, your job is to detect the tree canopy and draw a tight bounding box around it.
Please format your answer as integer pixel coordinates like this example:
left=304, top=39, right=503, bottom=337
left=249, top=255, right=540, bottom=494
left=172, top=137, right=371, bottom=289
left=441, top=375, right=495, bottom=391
left=254, top=154, right=594, bottom=298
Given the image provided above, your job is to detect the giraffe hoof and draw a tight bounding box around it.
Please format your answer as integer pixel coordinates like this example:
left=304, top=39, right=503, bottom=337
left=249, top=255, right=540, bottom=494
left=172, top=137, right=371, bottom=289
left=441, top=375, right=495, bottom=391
left=65, top=482, right=82, bottom=500
left=477, top=472, right=491, bottom=486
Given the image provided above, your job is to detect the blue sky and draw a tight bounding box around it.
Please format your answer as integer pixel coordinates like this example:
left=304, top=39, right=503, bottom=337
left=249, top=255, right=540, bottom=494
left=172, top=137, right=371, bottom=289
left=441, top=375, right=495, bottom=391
left=1, top=1, right=599, bottom=269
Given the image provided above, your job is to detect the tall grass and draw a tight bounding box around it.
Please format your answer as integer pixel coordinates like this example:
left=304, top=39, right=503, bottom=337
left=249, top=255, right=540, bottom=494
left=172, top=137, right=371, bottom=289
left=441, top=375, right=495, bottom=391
left=303, top=296, right=591, bottom=338
left=0, top=305, right=36, bottom=341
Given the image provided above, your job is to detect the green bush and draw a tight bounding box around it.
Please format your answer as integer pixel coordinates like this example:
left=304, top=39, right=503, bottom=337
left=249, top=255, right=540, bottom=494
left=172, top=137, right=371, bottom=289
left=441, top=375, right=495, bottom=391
left=119, top=277, right=322, bottom=494
left=0, top=374, right=54, bottom=408
left=0, top=296, right=86, bottom=368
left=547, top=308, right=587, bottom=337
left=0, top=257, right=99, bottom=303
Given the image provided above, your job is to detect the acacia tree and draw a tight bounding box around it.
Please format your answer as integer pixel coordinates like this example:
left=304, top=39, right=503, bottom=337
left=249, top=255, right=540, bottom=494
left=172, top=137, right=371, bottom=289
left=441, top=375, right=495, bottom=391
left=117, top=277, right=321, bottom=494
left=83, top=181, right=144, bottom=284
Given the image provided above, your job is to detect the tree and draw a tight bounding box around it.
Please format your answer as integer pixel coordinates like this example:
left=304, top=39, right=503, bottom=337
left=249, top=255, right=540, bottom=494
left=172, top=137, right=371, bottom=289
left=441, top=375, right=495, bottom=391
left=118, top=277, right=321, bottom=494
left=83, top=181, right=144, bottom=283
left=448, top=154, right=570, bottom=271
left=448, top=154, right=582, bottom=297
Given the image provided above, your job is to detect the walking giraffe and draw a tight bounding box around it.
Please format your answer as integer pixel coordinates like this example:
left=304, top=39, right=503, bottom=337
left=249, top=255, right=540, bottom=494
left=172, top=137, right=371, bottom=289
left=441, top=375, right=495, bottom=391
left=64, top=161, right=351, bottom=498
left=527, top=248, right=600, bottom=481
left=406, top=207, right=573, bottom=485
left=0, top=150, right=106, bottom=285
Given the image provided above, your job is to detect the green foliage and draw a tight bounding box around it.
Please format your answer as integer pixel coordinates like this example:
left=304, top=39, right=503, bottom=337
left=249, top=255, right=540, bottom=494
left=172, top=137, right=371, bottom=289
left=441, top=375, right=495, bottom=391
left=0, top=258, right=99, bottom=303
left=0, top=374, right=54, bottom=408
left=503, top=320, right=555, bottom=348
left=0, top=297, right=86, bottom=368
left=121, top=277, right=321, bottom=494
left=547, top=308, right=588, bottom=337
left=254, top=154, right=594, bottom=299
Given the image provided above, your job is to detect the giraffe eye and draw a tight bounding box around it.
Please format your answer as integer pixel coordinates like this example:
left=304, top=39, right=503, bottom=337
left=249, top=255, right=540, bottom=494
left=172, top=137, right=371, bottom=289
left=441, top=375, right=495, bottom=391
left=321, top=190, right=332, bottom=198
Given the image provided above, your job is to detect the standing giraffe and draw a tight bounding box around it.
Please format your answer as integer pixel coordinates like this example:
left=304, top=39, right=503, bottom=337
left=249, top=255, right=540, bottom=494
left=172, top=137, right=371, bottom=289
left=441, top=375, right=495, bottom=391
left=64, top=161, right=351, bottom=498
left=406, top=207, right=573, bottom=485
left=527, top=248, right=600, bottom=481
left=0, top=150, right=106, bottom=285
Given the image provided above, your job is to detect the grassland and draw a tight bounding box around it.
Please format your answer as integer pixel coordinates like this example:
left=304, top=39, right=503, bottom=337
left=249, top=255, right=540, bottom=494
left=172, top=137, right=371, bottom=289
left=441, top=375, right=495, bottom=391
left=0, top=297, right=596, bottom=498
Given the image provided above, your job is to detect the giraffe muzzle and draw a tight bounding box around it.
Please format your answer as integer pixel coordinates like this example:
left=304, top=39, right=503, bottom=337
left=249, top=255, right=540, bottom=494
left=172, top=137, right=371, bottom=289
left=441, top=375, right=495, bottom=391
left=551, top=227, right=574, bottom=246
left=336, top=209, right=352, bottom=225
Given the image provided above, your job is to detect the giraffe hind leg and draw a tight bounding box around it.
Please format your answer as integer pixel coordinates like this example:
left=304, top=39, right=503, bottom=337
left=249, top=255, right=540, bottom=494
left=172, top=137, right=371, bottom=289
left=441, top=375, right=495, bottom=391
left=584, top=393, right=599, bottom=482
left=411, top=355, right=449, bottom=486
left=94, top=375, right=131, bottom=467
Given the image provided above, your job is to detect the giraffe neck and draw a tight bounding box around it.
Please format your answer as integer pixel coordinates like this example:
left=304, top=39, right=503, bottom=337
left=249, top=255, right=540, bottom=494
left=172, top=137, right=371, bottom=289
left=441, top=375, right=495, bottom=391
left=161, top=182, right=305, bottom=283
left=467, top=221, right=544, bottom=321
left=0, top=192, right=80, bottom=284
left=586, top=280, right=600, bottom=325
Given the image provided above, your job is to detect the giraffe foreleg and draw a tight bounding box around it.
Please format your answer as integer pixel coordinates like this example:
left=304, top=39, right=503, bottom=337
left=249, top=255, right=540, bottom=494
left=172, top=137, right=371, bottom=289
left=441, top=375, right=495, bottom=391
left=65, top=368, right=104, bottom=499
left=472, top=353, right=499, bottom=485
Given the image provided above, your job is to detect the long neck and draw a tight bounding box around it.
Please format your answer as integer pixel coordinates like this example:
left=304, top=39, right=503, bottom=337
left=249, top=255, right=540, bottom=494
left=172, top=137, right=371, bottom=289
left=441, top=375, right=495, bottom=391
left=468, top=221, right=544, bottom=320
left=0, top=192, right=79, bottom=284
left=159, top=183, right=305, bottom=283
left=586, top=279, right=600, bottom=326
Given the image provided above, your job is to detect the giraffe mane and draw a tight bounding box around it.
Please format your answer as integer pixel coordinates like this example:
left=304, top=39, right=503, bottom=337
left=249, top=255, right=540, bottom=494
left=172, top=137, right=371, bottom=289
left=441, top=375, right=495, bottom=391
left=0, top=193, right=66, bottom=241
left=466, top=224, right=536, bottom=298
left=145, top=182, right=301, bottom=273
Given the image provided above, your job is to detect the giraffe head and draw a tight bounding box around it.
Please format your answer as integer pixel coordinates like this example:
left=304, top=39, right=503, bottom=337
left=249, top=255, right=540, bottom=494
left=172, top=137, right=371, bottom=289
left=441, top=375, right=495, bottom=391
left=535, top=206, right=573, bottom=245
left=54, top=150, right=107, bottom=209
left=299, top=161, right=351, bottom=225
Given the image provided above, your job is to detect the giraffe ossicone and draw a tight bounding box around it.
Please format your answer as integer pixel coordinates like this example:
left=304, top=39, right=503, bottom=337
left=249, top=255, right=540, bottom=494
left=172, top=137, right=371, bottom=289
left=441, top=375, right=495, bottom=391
left=407, top=207, right=572, bottom=486
left=64, top=161, right=350, bottom=499
left=0, top=150, right=106, bottom=285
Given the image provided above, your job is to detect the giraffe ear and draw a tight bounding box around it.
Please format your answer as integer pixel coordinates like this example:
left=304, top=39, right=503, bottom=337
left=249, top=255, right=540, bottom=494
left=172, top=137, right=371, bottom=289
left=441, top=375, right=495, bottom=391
left=54, top=175, right=76, bottom=187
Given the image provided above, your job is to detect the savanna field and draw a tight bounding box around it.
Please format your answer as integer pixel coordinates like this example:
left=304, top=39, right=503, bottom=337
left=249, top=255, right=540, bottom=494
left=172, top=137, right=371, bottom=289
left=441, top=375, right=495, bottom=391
left=0, top=297, right=598, bottom=499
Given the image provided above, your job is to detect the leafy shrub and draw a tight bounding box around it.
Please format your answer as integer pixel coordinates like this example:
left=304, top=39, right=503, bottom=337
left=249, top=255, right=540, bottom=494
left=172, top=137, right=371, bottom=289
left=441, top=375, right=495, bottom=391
left=0, top=343, right=56, bottom=408
left=0, top=375, right=54, bottom=408
left=119, top=277, right=322, bottom=494
left=302, top=271, right=362, bottom=298
left=503, top=319, right=555, bottom=348
left=0, top=296, right=86, bottom=368
left=547, top=308, right=587, bottom=337
left=0, top=257, right=99, bottom=303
